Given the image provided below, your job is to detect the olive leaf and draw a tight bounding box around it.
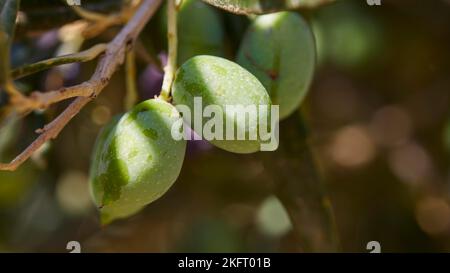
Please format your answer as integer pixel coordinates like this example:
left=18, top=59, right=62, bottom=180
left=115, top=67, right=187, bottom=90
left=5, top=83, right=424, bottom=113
left=201, top=0, right=335, bottom=14
left=0, top=0, right=20, bottom=86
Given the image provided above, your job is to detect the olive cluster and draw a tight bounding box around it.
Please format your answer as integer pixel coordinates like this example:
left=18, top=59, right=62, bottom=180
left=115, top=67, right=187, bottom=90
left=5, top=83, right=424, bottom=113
left=90, top=1, right=315, bottom=224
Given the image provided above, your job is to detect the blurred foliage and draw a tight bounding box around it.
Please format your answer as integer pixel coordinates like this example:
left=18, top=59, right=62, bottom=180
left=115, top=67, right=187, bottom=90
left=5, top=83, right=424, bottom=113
left=312, top=1, right=384, bottom=68
left=0, top=0, right=449, bottom=252
left=0, top=0, right=19, bottom=85
left=16, top=0, right=124, bottom=34
left=201, top=0, right=334, bottom=14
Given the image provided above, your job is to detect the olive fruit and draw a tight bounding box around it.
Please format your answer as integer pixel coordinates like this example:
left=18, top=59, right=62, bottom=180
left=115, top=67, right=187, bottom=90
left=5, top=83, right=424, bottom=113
left=237, top=12, right=316, bottom=120
left=172, top=55, right=272, bottom=154
left=89, top=99, right=186, bottom=224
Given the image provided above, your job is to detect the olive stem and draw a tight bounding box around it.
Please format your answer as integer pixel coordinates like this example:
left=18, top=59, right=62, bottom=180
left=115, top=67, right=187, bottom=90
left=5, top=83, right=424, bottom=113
left=159, top=0, right=178, bottom=101
left=124, top=50, right=138, bottom=110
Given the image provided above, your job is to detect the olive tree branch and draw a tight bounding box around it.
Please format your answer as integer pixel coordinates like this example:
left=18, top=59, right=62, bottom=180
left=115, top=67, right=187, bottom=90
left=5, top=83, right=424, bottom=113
left=159, top=0, right=179, bottom=101
left=71, top=1, right=141, bottom=39
left=12, top=43, right=107, bottom=80
left=72, top=6, right=112, bottom=22
left=0, top=0, right=163, bottom=171
left=6, top=1, right=143, bottom=113
left=11, top=44, right=107, bottom=111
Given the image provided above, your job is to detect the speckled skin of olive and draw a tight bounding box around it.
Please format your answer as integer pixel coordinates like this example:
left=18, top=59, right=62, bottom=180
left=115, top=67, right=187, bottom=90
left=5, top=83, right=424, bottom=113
left=172, top=55, right=272, bottom=154
left=89, top=99, right=186, bottom=224
left=237, top=12, right=316, bottom=120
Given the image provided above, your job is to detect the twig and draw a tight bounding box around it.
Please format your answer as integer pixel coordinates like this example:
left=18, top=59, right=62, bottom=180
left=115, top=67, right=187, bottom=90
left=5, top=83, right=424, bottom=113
left=5, top=45, right=106, bottom=113
left=12, top=43, right=107, bottom=80
left=159, top=0, right=178, bottom=101
left=75, top=1, right=140, bottom=39
left=124, top=50, right=138, bottom=110
left=71, top=6, right=111, bottom=22
left=3, top=80, right=32, bottom=112
left=0, top=0, right=163, bottom=171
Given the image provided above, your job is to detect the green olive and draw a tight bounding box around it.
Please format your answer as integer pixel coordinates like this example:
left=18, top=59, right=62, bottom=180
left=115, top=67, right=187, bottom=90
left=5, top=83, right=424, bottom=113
left=172, top=55, right=272, bottom=154
left=237, top=12, right=316, bottom=120
left=89, top=98, right=186, bottom=224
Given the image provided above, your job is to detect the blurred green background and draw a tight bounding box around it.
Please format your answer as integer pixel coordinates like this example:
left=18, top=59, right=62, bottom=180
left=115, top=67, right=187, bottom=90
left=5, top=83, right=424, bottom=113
left=0, top=0, right=449, bottom=252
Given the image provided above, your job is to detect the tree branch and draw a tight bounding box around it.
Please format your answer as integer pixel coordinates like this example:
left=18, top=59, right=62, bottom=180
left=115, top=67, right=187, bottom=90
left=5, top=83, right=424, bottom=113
left=76, top=1, right=140, bottom=39
left=12, top=43, right=107, bottom=80
left=0, top=0, right=163, bottom=171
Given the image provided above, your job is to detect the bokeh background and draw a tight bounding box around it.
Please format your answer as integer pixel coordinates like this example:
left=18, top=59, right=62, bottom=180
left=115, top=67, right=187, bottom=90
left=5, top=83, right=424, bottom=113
left=0, top=0, right=449, bottom=252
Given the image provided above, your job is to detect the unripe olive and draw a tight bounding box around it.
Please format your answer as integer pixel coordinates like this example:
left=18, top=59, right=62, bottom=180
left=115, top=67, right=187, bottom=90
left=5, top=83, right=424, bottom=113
left=172, top=55, right=272, bottom=154
left=89, top=99, right=186, bottom=224
left=237, top=12, right=316, bottom=120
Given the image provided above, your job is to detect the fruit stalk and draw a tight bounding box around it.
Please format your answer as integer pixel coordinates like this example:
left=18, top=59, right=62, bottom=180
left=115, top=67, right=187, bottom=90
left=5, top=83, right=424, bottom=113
left=160, top=0, right=178, bottom=101
left=124, top=50, right=138, bottom=110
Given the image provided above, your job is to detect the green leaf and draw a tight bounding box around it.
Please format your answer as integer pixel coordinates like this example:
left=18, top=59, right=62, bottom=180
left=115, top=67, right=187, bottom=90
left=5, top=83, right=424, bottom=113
left=201, top=0, right=335, bottom=14
left=0, top=0, right=20, bottom=86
